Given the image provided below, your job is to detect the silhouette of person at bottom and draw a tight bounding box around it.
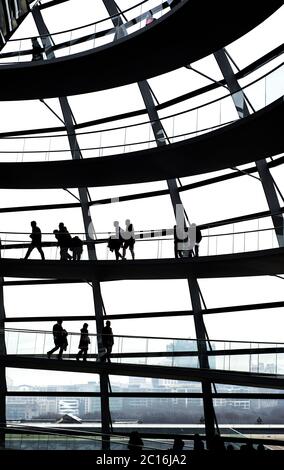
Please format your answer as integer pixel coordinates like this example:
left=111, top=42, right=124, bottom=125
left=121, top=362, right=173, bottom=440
left=210, top=434, right=225, bottom=452
left=24, top=221, right=45, bottom=260
left=101, top=320, right=114, bottom=362
left=193, top=433, right=204, bottom=451
left=47, top=319, right=68, bottom=360
left=257, top=443, right=265, bottom=452
left=76, top=323, right=90, bottom=361
left=128, top=431, right=143, bottom=451
left=172, top=436, right=184, bottom=451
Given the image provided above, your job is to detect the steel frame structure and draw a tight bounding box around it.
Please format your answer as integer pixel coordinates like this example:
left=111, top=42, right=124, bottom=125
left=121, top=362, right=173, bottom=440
left=31, top=5, right=112, bottom=450
left=0, top=0, right=282, bottom=451
left=214, top=48, right=284, bottom=247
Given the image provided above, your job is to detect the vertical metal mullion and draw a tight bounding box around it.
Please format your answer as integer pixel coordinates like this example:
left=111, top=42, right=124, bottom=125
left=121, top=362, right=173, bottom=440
left=214, top=48, right=284, bottom=247
left=31, top=5, right=111, bottom=450
left=139, top=83, right=217, bottom=447
left=187, top=275, right=216, bottom=444
left=102, top=0, right=216, bottom=445
left=0, top=241, right=7, bottom=448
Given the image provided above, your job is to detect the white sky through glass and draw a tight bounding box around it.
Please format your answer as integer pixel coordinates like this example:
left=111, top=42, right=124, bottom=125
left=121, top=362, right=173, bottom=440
left=1, top=2, right=284, bottom=385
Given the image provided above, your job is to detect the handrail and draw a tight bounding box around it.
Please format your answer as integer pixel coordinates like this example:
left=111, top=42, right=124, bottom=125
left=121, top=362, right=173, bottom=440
left=198, top=205, right=284, bottom=231
left=0, top=121, right=234, bottom=154
left=10, top=0, right=166, bottom=41
left=3, top=327, right=284, bottom=346
left=0, top=158, right=283, bottom=215
left=0, top=0, right=173, bottom=66
left=1, top=423, right=159, bottom=450
left=0, top=61, right=284, bottom=141
left=0, top=44, right=282, bottom=140
left=1, top=423, right=193, bottom=450
left=0, top=222, right=281, bottom=240
left=5, top=423, right=284, bottom=448
left=0, top=221, right=282, bottom=261
left=39, top=0, right=72, bottom=11
left=0, top=121, right=233, bottom=154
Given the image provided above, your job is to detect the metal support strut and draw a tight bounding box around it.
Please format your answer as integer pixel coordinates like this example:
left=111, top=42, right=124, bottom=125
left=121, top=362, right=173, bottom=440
left=102, top=0, right=217, bottom=446
left=214, top=48, right=284, bottom=247
left=32, top=5, right=112, bottom=450
left=0, top=241, right=7, bottom=448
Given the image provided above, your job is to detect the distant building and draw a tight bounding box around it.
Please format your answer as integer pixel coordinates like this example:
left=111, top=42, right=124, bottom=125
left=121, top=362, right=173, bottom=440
left=58, top=399, right=79, bottom=416
left=214, top=398, right=250, bottom=410
left=166, top=339, right=216, bottom=369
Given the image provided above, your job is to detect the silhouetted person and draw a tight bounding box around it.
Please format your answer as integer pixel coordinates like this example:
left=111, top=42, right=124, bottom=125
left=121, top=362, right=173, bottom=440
left=128, top=431, right=143, bottom=451
left=257, top=443, right=265, bottom=452
left=0, top=426, right=4, bottom=448
left=210, top=434, right=225, bottom=452
left=256, top=416, right=263, bottom=424
left=226, top=444, right=234, bottom=452
left=108, top=221, right=123, bottom=261
left=172, top=436, right=184, bottom=452
left=242, top=441, right=255, bottom=453
left=194, top=226, right=202, bottom=257
left=54, top=223, right=72, bottom=260
left=47, top=319, right=67, bottom=360
left=53, top=230, right=70, bottom=260
left=24, top=221, right=45, bottom=260
left=59, top=222, right=72, bottom=246
left=76, top=323, right=90, bottom=361
left=193, top=433, right=204, bottom=451
left=123, top=219, right=135, bottom=260
left=71, top=236, right=83, bottom=261
left=62, top=328, right=68, bottom=352
left=31, top=37, right=43, bottom=61
left=102, top=320, right=114, bottom=362
left=174, top=225, right=192, bottom=258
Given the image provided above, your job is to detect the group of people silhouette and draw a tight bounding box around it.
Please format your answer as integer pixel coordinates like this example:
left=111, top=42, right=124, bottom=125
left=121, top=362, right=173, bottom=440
left=22, top=219, right=203, bottom=261
left=47, top=319, right=68, bottom=360
left=23, top=221, right=83, bottom=261
left=53, top=222, right=83, bottom=261
left=47, top=319, right=114, bottom=362
left=127, top=432, right=267, bottom=452
left=107, top=219, right=135, bottom=261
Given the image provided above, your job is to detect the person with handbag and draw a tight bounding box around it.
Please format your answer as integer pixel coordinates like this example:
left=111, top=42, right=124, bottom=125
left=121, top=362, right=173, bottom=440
left=101, top=320, right=114, bottom=363
left=76, top=323, right=90, bottom=362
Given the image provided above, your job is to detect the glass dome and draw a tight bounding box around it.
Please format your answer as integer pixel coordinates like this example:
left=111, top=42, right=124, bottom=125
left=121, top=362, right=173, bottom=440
left=0, top=0, right=283, bottom=451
